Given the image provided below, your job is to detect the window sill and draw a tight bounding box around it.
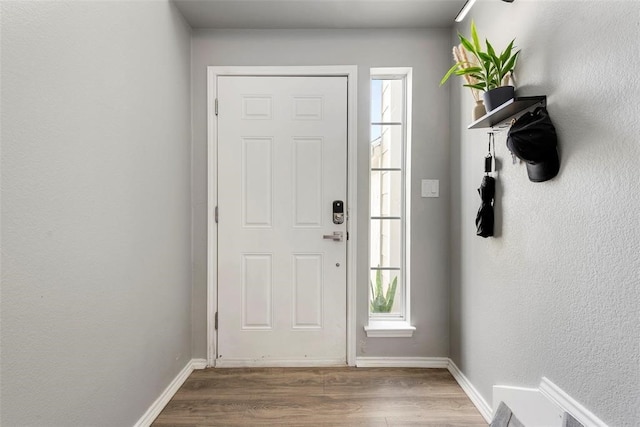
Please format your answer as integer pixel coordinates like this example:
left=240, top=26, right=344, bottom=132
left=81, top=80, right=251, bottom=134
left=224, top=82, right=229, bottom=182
left=364, top=320, right=416, bottom=338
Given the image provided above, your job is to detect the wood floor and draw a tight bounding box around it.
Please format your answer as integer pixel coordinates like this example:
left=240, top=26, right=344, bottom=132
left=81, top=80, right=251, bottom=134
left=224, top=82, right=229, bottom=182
left=153, top=367, right=488, bottom=426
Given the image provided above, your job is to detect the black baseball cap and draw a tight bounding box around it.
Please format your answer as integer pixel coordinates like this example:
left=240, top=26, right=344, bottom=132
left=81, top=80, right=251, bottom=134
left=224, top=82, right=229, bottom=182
left=507, top=107, right=560, bottom=182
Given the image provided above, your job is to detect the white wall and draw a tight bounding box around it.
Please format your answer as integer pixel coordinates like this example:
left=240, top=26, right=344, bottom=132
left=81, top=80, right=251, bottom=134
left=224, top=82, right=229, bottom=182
left=190, top=29, right=452, bottom=359
left=0, top=1, right=192, bottom=425
left=449, top=1, right=640, bottom=426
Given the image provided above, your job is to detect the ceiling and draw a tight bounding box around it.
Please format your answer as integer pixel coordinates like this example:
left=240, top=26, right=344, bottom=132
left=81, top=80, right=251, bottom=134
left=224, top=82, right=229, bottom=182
left=172, top=0, right=467, bottom=29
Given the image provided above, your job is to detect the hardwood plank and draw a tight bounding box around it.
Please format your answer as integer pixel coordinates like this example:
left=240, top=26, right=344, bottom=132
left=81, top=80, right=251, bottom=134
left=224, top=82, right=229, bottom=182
left=152, top=367, right=488, bottom=426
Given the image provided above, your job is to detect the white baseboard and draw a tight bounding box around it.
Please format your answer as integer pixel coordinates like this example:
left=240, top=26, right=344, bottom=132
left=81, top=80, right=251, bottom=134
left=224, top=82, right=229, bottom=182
left=539, top=377, right=608, bottom=427
left=491, top=377, right=608, bottom=427
left=447, top=360, right=493, bottom=423
left=493, top=384, right=564, bottom=427
left=134, top=358, right=207, bottom=427
left=355, top=357, right=449, bottom=368
left=191, top=358, right=208, bottom=370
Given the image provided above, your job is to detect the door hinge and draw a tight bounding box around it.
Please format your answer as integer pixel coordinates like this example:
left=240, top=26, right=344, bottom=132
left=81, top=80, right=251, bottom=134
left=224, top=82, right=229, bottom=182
left=346, top=231, right=349, bottom=240
left=215, top=312, right=218, bottom=330
left=215, top=98, right=218, bottom=116
left=215, top=206, right=218, bottom=223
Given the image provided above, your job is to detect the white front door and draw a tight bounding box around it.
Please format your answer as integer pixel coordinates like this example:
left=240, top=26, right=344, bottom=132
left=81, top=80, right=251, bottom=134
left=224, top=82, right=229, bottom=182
left=217, top=76, right=348, bottom=366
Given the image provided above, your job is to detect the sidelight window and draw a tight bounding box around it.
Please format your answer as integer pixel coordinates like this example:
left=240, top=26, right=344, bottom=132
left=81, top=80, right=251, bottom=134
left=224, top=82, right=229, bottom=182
left=365, top=68, right=415, bottom=337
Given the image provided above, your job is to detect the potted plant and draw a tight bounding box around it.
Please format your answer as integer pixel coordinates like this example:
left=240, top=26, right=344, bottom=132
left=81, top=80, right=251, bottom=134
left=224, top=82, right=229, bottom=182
left=370, top=269, right=398, bottom=313
left=441, top=21, right=520, bottom=112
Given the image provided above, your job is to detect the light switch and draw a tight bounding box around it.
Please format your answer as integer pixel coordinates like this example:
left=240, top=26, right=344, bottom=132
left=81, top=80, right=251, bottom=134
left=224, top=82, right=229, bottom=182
left=421, top=179, right=439, bottom=198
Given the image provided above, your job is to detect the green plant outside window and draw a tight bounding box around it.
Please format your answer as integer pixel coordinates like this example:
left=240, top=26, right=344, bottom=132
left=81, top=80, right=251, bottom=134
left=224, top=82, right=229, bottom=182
left=370, top=269, right=398, bottom=313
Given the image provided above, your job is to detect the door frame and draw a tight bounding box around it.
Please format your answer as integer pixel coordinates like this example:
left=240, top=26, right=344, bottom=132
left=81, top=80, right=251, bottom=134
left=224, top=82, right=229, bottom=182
left=207, top=66, right=358, bottom=367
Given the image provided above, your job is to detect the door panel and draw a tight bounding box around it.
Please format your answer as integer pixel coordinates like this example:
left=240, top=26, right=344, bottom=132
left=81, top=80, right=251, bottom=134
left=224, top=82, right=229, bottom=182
left=293, top=138, right=323, bottom=227
left=217, top=76, right=347, bottom=365
left=242, top=137, right=272, bottom=227
left=292, top=253, right=323, bottom=329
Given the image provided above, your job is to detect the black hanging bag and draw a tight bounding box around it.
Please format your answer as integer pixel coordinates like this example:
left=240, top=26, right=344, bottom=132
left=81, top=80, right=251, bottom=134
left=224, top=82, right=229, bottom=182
left=506, top=107, right=560, bottom=182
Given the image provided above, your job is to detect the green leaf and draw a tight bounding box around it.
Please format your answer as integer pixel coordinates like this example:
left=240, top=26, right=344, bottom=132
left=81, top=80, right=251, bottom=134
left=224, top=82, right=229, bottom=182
left=470, top=20, right=481, bottom=52
left=454, top=66, right=483, bottom=75
left=384, top=276, right=394, bottom=302
left=440, top=62, right=463, bottom=86
left=500, top=39, right=515, bottom=64
left=458, top=36, right=476, bottom=57
left=477, top=51, right=492, bottom=63
left=501, top=50, right=520, bottom=76
left=486, top=39, right=497, bottom=61
left=375, top=269, right=382, bottom=296
left=371, top=294, right=387, bottom=313
left=384, top=277, right=398, bottom=312
left=370, top=279, right=375, bottom=311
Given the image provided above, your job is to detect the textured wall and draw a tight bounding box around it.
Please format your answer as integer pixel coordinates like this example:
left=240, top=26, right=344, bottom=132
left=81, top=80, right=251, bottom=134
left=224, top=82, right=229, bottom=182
left=0, top=1, right=192, bottom=425
left=449, top=1, right=640, bottom=426
left=191, top=29, right=452, bottom=359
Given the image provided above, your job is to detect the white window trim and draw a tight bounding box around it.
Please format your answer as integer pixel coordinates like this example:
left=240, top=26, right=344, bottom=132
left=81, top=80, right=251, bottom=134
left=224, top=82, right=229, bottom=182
left=365, top=67, right=414, bottom=338
left=364, top=320, right=416, bottom=338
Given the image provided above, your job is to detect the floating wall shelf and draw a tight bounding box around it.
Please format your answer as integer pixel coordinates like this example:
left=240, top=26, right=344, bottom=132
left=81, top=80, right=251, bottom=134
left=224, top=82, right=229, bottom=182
left=468, top=96, right=547, bottom=130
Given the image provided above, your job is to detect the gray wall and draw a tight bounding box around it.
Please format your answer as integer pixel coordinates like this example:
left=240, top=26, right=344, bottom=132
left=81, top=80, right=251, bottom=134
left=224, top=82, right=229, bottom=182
left=191, top=29, right=452, bottom=359
left=449, top=1, right=640, bottom=426
left=0, top=1, right=192, bottom=425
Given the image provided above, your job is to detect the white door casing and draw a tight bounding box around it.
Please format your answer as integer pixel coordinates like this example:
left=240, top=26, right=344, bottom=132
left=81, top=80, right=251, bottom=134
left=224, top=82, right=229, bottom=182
left=213, top=73, right=352, bottom=366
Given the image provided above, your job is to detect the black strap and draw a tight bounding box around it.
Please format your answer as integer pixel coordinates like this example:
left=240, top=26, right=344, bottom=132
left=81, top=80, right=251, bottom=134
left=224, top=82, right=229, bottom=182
left=485, top=132, right=495, bottom=175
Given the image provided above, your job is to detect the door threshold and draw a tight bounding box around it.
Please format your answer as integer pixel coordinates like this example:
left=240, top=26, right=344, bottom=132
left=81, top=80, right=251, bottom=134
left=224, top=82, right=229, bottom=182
left=214, top=358, right=347, bottom=368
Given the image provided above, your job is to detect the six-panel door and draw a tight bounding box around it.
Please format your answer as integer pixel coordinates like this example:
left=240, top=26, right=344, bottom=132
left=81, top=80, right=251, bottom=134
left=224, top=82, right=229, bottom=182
left=217, top=76, right=348, bottom=365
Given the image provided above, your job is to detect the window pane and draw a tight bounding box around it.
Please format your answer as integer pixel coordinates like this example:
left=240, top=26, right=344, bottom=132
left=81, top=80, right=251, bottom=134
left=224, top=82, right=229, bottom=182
left=370, top=170, right=402, bottom=217
left=369, top=269, right=403, bottom=316
left=369, top=219, right=402, bottom=269
left=370, top=79, right=383, bottom=122
left=370, top=125, right=403, bottom=169
left=369, top=69, right=410, bottom=325
left=371, top=79, right=404, bottom=123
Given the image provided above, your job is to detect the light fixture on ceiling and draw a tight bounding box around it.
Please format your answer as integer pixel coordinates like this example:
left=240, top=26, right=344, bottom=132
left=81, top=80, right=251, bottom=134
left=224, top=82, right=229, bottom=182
left=454, top=0, right=476, bottom=23
left=455, top=0, right=515, bottom=22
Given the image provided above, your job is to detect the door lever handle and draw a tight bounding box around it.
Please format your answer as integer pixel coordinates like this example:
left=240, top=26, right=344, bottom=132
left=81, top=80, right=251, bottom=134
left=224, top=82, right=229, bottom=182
left=323, top=231, right=343, bottom=242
